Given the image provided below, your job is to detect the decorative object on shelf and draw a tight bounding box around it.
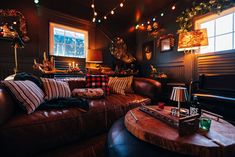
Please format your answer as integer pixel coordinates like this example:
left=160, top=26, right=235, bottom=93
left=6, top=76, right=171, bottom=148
left=178, top=28, right=208, bottom=53
left=0, top=9, right=30, bottom=42
left=176, top=0, right=233, bottom=33
left=142, top=41, right=153, bottom=61
left=150, top=64, right=168, bottom=79
left=33, top=52, right=67, bottom=74
left=170, top=87, right=188, bottom=117
left=157, top=34, right=174, bottom=52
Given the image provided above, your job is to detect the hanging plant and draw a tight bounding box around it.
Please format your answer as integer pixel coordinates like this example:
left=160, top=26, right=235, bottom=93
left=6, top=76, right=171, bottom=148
left=176, top=0, right=234, bottom=33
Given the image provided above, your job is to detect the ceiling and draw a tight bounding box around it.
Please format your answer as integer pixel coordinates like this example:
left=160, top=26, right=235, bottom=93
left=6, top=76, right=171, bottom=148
left=39, top=0, right=183, bottom=36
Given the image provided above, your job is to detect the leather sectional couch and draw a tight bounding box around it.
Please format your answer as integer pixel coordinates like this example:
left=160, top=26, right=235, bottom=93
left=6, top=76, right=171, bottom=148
left=0, top=77, right=161, bottom=157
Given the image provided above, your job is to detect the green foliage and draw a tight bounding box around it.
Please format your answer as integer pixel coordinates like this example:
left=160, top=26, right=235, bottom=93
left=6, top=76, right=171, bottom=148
left=176, top=0, right=234, bottom=33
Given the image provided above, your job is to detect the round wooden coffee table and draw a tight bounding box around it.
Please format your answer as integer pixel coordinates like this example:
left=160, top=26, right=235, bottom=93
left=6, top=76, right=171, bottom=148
left=125, top=106, right=235, bottom=157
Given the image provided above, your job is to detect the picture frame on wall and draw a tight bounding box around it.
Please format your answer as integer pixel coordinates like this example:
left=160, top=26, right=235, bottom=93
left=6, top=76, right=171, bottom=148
left=142, top=41, right=154, bottom=61
left=158, top=34, right=174, bottom=53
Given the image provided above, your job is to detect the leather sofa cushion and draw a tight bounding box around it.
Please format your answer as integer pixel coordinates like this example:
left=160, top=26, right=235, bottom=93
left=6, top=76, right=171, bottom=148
left=0, top=94, right=150, bottom=157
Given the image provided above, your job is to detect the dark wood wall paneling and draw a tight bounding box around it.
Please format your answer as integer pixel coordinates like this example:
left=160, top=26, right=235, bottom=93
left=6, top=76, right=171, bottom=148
left=0, top=1, right=110, bottom=80
left=197, top=52, right=235, bottom=76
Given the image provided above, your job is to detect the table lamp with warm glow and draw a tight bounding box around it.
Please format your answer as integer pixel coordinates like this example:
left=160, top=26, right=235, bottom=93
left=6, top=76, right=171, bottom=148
left=86, top=49, right=103, bottom=64
left=170, top=87, right=188, bottom=116
left=178, top=28, right=208, bottom=53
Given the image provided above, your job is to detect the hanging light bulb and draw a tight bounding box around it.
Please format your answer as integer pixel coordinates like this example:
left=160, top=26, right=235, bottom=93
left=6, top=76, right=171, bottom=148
left=172, top=5, right=176, bottom=10
left=98, top=19, right=101, bottom=23
left=120, top=3, right=124, bottom=7
left=161, top=13, right=164, bottom=17
left=135, top=24, right=139, bottom=29
left=34, top=0, right=39, bottom=4
left=147, top=21, right=150, bottom=24
left=152, top=18, right=156, bottom=21
left=94, top=12, right=97, bottom=16
left=104, top=16, right=107, bottom=20
left=91, top=4, right=95, bottom=8
left=92, top=17, right=96, bottom=22
left=111, top=10, right=115, bottom=15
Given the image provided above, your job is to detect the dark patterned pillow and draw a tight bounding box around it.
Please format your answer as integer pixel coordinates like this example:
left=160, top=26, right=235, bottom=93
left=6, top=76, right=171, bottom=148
left=41, top=78, right=71, bottom=100
left=86, top=74, right=110, bottom=95
left=1, top=80, right=45, bottom=114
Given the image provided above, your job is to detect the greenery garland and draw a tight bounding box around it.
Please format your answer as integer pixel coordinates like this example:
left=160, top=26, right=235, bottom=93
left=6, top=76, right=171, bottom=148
left=176, top=0, right=234, bottom=33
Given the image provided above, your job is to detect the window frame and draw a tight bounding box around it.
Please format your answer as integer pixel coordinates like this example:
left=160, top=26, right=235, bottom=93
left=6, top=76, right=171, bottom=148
left=195, top=6, right=235, bottom=54
left=49, top=22, right=89, bottom=58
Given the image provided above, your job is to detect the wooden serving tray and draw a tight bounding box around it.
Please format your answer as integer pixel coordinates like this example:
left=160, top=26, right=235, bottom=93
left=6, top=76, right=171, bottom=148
left=139, top=105, right=200, bottom=136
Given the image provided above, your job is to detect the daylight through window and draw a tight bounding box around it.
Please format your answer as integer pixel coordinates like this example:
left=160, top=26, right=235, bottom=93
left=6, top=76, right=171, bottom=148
left=49, top=22, right=88, bottom=58
left=195, top=7, right=235, bottom=54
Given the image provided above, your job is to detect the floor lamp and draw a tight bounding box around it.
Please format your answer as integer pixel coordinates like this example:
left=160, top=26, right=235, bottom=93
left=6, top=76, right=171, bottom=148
left=5, top=37, right=24, bottom=80
left=177, top=28, right=208, bottom=101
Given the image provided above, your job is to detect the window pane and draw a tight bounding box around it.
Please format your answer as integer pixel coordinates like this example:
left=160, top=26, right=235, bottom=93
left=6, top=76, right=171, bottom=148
left=216, top=14, right=233, bottom=35
left=65, top=44, right=75, bottom=57
left=215, top=33, right=233, bottom=51
left=54, top=28, right=64, bottom=43
left=54, top=43, right=64, bottom=56
left=200, top=20, right=215, bottom=37
left=200, top=38, right=214, bottom=54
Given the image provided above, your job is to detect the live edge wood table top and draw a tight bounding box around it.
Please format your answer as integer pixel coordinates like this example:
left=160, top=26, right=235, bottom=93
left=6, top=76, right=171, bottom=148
left=124, top=106, right=235, bottom=157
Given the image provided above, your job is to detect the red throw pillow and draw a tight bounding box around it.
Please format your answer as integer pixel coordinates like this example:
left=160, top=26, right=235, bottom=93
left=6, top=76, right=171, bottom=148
left=86, top=74, right=110, bottom=95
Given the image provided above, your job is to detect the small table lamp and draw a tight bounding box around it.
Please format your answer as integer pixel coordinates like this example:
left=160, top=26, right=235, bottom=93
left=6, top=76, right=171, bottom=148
left=170, top=87, right=188, bottom=117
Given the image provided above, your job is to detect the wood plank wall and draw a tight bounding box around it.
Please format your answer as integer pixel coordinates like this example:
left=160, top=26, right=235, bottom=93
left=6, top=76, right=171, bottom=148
left=196, top=52, right=235, bottom=76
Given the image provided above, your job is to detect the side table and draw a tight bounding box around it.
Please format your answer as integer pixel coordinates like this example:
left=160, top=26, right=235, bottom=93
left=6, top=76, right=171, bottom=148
left=125, top=106, right=235, bottom=157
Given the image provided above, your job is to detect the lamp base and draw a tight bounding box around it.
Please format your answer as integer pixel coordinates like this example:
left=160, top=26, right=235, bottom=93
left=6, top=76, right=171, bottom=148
left=4, top=74, right=16, bottom=81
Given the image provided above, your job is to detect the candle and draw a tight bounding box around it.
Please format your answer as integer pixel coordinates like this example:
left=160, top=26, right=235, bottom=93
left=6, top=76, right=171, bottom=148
left=75, top=63, right=78, bottom=67
left=72, top=61, right=75, bottom=68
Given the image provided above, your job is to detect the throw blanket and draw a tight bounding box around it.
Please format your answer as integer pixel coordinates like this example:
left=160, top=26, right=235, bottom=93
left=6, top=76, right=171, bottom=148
left=38, top=98, right=89, bottom=112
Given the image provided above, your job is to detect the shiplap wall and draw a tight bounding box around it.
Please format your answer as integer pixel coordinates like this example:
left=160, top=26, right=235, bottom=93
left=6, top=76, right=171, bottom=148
left=196, top=52, right=235, bottom=76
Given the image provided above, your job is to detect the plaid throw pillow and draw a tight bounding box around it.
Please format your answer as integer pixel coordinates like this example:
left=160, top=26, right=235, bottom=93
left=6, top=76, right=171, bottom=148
left=86, top=74, right=110, bottom=95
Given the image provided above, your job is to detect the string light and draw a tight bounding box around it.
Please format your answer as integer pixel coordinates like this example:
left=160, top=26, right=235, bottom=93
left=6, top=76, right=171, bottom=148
left=134, top=2, right=179, bottom=31
left=91, top=0, right=126, bottom=23
left=34, top=0, right=39, bottom=4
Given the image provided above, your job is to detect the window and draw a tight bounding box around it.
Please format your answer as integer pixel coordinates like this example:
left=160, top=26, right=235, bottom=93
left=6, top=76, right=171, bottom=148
left=49, top=22, right=88, bottom=58
left=195, top=7, right=235, bottom=54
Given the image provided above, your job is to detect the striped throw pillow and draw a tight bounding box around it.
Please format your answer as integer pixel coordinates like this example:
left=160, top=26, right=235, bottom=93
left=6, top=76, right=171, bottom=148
left=108, top=77, right=129, bottom=95
left=1, top=80, right=45, bottom=114
left=41, top=78, right=71, bottom=100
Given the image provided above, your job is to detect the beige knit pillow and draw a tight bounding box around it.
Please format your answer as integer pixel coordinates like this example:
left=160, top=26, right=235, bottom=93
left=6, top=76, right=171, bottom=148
left=108, top=76, right=133, bottom=95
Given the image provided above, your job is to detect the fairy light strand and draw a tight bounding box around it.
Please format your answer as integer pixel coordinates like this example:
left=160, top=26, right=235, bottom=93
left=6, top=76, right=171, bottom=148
left=91, top=0, right=126, bottom=23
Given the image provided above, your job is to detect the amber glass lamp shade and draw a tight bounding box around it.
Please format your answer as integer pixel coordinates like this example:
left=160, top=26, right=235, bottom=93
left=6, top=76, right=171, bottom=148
left=178, top=28, right=208, bottom=52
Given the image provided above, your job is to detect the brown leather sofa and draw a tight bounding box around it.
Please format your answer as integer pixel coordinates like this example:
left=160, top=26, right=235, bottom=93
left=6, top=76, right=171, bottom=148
left=0, top=77, right=161, bottom=157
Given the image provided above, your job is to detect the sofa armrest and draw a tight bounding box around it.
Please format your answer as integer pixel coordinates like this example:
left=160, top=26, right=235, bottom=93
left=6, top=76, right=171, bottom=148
left=0, top=86, right=15, bottom=125
left=133, top=77, right=161, bottom=103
